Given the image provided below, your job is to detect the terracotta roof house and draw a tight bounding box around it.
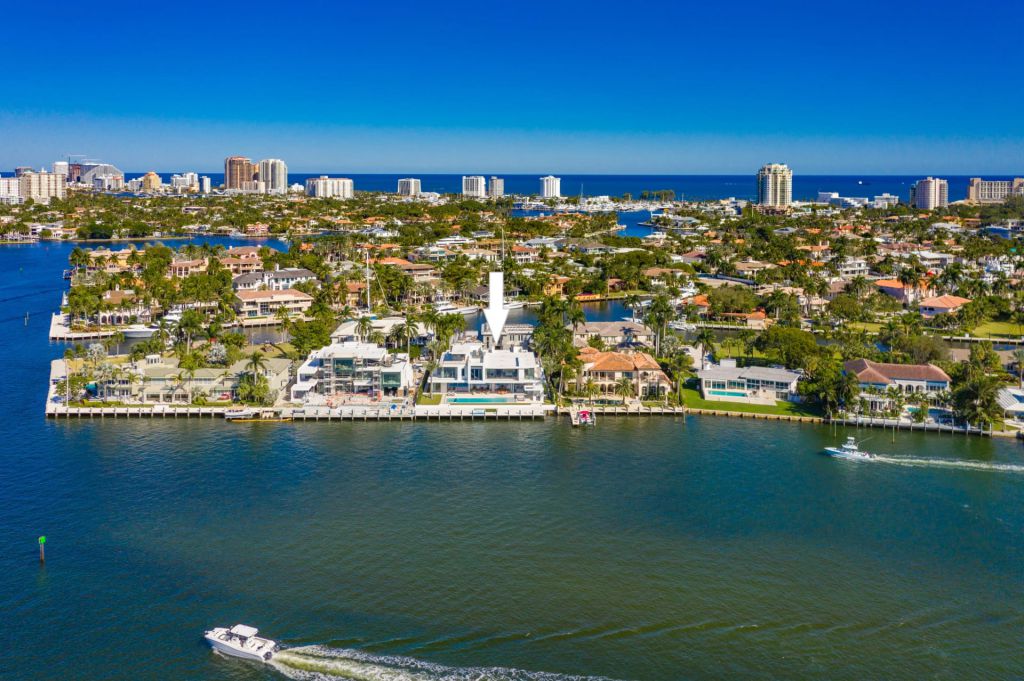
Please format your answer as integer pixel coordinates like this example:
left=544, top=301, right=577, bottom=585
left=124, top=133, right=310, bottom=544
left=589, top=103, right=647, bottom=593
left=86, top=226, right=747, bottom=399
left=577, top=347, right=671, bottom=398
left=843, top=358, right=950, bottom=409
left=918, top=295, right=971, bottom=318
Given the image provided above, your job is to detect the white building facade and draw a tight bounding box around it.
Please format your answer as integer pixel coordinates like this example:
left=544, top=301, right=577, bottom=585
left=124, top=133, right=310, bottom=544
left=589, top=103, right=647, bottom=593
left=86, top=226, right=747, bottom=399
left=910, top=177, right=949, bottom=210
left=462, top=175, right=486, bottom=198
left=19, top=171, right=66, bottom=204
left=540, top=175, right=561, bottom=198
left=488, top=176, right=504, bottom=198
left=757, top=163, right=792, bottom=207
left=397, top=178, right=422, bottom=196
left=428, top=340, right=544, bottom=401
left=257, top=158, right=289, bottom=194
left=305, top=176, right=354, bottom=199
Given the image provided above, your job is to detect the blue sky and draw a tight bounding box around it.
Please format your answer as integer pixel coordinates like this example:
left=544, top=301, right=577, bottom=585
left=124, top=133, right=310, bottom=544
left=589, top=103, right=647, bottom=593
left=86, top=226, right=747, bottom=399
left=2, top=0, right=1022, bottom=174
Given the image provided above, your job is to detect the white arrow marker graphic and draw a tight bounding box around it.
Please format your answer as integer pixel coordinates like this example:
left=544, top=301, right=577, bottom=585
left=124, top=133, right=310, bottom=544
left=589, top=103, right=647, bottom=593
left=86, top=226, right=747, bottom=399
left=483, top=270, right=508, bottom=345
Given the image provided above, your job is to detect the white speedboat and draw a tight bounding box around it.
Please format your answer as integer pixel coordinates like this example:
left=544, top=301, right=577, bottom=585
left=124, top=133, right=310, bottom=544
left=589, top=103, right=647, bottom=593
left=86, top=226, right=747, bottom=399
left=224, top=407, right=258, bottom=421
left=823, top=436, right=874, bottom=461
left=122, top=324, right=157, bottom=339
left=204, top=624, right=278, bottom=662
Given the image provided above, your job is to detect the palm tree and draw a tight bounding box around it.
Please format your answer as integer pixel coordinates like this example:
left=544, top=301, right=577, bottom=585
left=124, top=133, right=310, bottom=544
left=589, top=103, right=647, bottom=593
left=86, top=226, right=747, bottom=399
left=615, top=375, right=636, bottom=402
left=245, top=350, right=268, bottom=377
left=355, top=316, right=374, bottom=342
left=176, top=309, right=204, bottom=352
left=1014, top=348, right=1024, bottom=388
left=695, top=328, right=716, bottom=370
left=666, top=351, right=693, bottom=404
left=389, top=322, right=412, bottom=354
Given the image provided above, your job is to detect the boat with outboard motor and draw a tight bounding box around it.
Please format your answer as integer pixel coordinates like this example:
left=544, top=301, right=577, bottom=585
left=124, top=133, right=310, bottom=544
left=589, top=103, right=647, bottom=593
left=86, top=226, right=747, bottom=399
left=823, top=436, right=874, bottom=461
left=204, top=624, right=279, bottom=662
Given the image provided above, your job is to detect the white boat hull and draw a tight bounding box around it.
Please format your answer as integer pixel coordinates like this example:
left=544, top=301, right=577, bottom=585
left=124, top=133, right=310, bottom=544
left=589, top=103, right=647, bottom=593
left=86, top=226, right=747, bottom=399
left=207, top=636, right=270, bottom=662
left=122, top=325, right=157, bottom=339
left=823, top=447, right=873, bottom=461
left=204, top=626, right=277, bottom=662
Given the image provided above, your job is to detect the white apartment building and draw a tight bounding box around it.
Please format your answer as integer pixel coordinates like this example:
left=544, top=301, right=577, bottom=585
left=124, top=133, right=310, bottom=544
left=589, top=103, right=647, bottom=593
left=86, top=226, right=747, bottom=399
left=199, top=176, right=212, bottom=193
left=52, top=161, right=69, bottom=178
left=257, top=158, right=288, bottom=194
left=170, top=172, right=199, bottom=193
left=910, top=177, right=948, bottom=210
left=872, top=193, right=900, bottom=208
left=305, top=176, right=354, bottom=199
left=397, top=178, right=422, bottom=196
left=0, top=176, right=22, bottom=204
left=19, top=171, right=66, bottom=204
left=428, top=340, right=545, bottom=401
left=967, top=177, right=1024, bottom=204
left=540, top=175, right=561, bottom=198
left=488, top=176, right=504, bottom=198
left=757, top=163, right=792, bottom=207
left=462, top=175, right=486, bottom=198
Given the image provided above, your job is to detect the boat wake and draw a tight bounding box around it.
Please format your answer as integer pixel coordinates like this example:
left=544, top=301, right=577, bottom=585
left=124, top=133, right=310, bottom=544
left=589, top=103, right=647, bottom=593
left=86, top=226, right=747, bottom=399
left=271, top=645, right=615, bottom=681
left=868, top=455, right=1024, bottom=474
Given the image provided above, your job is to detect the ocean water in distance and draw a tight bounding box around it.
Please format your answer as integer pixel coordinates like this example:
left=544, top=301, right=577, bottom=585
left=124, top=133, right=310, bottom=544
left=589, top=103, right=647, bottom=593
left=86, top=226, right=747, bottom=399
left=3, top=240, right=1024, bottom=680
left=112, top=174, right=1018, bottom=204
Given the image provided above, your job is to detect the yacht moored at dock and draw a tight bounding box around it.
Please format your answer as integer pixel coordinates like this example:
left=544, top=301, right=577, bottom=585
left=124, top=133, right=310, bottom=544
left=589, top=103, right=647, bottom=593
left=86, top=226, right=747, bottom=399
left=204, top=624, right=278, bottom=662
left=223, top=407, right=258, bottom=421
left=122, top=324, right=157, bottom=339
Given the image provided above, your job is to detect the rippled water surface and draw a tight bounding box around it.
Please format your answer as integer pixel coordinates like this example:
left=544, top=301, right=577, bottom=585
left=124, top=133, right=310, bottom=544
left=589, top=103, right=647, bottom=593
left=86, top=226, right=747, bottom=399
left=3, top=242, right=1024, bottom=680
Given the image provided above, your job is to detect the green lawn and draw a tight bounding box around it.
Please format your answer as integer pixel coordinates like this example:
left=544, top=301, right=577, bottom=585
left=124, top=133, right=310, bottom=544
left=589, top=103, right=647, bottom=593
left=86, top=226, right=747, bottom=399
left=847, top=322, right=883, bottom=333
left=970, top=321, right=1024, bottom=339
left=681, top=387, right=823, bottom=417
left=416, top=393, right=442, bottom=405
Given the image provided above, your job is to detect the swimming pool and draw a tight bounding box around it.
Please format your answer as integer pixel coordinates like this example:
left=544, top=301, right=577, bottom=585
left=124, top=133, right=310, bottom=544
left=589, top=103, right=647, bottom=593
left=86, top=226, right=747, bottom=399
left=448, top=396, right=513, bottom=404
left=708, top=390, right=748, bottom=398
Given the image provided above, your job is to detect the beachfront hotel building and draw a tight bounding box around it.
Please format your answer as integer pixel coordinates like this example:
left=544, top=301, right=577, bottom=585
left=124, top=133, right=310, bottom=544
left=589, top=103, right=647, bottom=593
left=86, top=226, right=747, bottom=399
left=757, top=163, right=792, bottom=207
left=462, top=175, right=487, bottom=198
left=224, top=156, right=256, bottom=190
left=397, top=178, right=422, bottom=196
left=428, top=340, right=545, bottom=401
left=966, top=177, right=1024, bottom=204
left=291, top=342, right=416, bottom=402
left=540, top=175, right=561, bottom=198
left=910, top=177, right=948, bottom=210
left=257, top=159, right=288, bottom=194
left=488, top=176, right=505, bottom=198
left=305, top=176, right=354, bottom=199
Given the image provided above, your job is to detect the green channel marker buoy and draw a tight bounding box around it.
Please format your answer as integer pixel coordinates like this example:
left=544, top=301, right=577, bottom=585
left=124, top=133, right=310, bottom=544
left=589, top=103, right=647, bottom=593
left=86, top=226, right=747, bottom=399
left=38, top=535, right=46, bottom=562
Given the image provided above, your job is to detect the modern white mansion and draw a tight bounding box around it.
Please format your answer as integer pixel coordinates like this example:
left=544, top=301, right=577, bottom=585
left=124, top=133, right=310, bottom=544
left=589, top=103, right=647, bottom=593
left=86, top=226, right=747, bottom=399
left=428, top=340, right=544, bottom=402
